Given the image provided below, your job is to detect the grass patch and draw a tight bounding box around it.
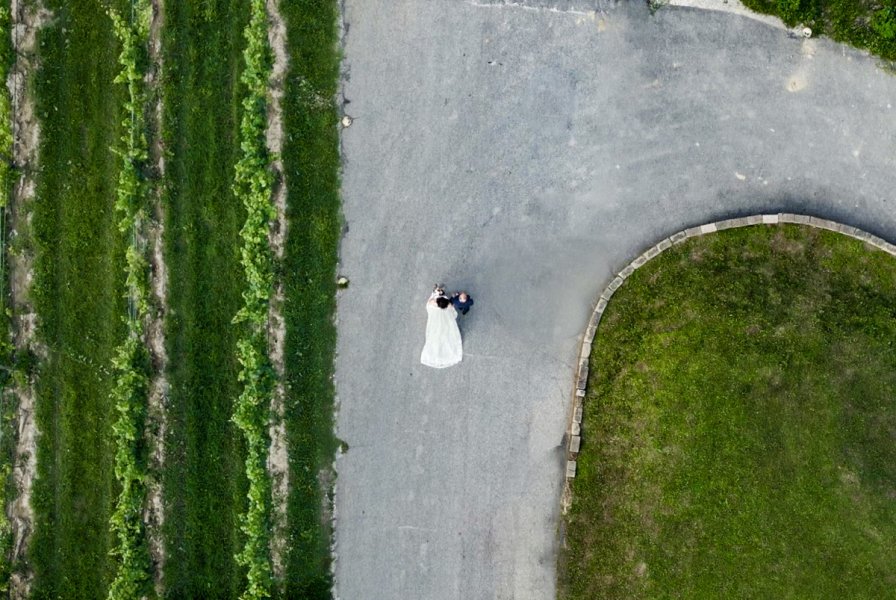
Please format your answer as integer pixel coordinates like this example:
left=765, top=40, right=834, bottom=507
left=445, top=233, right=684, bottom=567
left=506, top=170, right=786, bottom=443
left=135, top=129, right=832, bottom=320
left=279, top=1, right=342, bottom=596
left=29, top=0, right=127, bottom=596
left=159, top=0, right=250, bottom=596
left=560, top=225, right=896, bottom=599
left=0, top=3, right=15, bottom=593
left=742, top=0, right=896, bottom=61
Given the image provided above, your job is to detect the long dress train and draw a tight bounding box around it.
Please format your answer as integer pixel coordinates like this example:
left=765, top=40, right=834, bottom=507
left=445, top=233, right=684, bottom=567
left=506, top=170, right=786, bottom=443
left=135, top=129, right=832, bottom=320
left=420, top=296, right=463, bottom=368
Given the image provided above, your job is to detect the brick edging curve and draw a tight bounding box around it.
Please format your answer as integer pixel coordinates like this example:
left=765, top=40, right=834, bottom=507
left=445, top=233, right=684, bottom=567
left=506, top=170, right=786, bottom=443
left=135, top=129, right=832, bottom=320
left=560, top=213, right=896, bottom=511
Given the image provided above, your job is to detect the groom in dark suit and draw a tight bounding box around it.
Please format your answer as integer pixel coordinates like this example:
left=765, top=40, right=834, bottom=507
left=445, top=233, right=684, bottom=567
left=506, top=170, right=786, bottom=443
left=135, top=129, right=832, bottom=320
left=451, top=291, right=474, bottom=315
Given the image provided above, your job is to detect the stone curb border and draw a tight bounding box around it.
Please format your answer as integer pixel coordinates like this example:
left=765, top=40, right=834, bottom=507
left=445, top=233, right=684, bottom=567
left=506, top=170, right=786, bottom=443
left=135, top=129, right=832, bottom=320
left=560, top=213, right=896, bottom=511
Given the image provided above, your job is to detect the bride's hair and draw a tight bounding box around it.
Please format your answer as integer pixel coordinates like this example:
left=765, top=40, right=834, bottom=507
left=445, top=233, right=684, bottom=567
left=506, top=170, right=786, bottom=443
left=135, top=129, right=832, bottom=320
left=436, top=296, right=450, bottom=309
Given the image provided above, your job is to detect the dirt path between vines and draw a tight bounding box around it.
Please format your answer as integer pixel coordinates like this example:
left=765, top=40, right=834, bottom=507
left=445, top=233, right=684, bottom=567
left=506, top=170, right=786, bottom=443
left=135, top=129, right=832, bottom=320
left=264, top=0, right=290, bottom=582
left=144, top=0, right=169, bottom=595
left=7, top=1, right=51, bottom=597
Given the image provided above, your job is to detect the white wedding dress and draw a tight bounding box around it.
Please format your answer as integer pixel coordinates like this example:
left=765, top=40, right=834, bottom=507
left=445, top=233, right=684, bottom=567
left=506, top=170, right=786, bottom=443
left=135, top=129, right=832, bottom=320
left=420, top=295, right=463, bottom=368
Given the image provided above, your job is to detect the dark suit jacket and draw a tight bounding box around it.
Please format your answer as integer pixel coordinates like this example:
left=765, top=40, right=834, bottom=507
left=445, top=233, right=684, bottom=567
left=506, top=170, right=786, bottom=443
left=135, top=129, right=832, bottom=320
left=451, top=295, right=474, bottom=315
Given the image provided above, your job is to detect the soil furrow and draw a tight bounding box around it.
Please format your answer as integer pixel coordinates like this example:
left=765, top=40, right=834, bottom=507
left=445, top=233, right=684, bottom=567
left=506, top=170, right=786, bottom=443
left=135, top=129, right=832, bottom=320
left=265, top=0, right=290, bottom=584
left=143, top=0, right=169, bottom=595
left=6, top=1, right=51, bottom=596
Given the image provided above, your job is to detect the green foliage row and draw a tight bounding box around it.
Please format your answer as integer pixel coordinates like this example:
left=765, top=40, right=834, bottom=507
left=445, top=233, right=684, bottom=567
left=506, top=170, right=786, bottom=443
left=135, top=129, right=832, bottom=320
left=232, top=1, right=275, bottom=598
left=107, top=3, right=153, bottom=598
left=0, top=3, right=15, bottom=594
left=0, top=3, right=12, bottom=208
left=742, top=0, right=896, bottom=61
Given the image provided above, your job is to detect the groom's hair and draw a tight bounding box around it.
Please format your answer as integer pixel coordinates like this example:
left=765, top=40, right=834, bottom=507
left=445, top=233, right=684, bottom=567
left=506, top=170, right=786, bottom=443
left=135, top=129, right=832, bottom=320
left=436, top=297, right=450, bottom=309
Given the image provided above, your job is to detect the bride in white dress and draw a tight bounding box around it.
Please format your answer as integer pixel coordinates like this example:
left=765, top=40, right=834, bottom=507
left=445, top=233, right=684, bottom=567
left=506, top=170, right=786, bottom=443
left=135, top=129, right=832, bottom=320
left=420, top=290, right=463, bottom=368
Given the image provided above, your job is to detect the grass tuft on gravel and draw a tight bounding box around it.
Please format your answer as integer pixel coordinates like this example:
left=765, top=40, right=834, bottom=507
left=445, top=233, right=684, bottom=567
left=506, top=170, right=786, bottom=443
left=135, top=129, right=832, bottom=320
left=743, top=0, right=896, bottom=61
left=560, top=225, right=896, bottom=599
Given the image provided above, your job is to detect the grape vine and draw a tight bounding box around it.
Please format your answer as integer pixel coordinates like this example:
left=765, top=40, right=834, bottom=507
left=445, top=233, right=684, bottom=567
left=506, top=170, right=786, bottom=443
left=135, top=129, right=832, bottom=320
left=232, top=0, right=276, bottom=597
left=107, top=2, right=153, bottom=598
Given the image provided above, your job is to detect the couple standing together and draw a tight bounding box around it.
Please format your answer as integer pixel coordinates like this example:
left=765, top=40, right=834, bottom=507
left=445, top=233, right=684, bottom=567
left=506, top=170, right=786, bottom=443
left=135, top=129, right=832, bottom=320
left=420, top=285, right=474, bottom=369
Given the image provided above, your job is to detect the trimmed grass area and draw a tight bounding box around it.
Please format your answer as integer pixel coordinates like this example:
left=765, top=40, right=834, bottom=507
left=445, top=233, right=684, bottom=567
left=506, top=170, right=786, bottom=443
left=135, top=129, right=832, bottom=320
left=160, top=0, right=250, bottom=596
left=743, top=0, right=896, bottom=61
left=561, top=225, right=896, bottom=598
left=0, top=3, right=15, bottom=594
left=29, top=0, right=126, bottom=596
left=280, top=1, right=342, bottom=596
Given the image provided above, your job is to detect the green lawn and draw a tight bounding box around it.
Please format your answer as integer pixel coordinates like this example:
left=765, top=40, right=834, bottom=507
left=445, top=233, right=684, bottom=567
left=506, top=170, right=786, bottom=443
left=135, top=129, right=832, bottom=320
left=28, top=1, right=126, bottom=596
left=160, top=0, right=250, bottom=596
left=743, top=0, right=896, bottom=61
left=560, top=225, right=896, bottom=599
left=0, top=3, right=16, bottom=594
left=280, top=1, right=342, bottom=596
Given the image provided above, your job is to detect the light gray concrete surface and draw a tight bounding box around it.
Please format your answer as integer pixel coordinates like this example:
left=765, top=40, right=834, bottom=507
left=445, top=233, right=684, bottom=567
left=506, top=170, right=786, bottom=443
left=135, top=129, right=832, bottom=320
left=334, top=2, right=896, bottom=599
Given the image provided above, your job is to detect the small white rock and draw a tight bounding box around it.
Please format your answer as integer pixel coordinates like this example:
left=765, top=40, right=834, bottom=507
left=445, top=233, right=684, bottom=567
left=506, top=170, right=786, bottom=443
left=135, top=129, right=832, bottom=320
left=341, top=115, right=353, bottom=128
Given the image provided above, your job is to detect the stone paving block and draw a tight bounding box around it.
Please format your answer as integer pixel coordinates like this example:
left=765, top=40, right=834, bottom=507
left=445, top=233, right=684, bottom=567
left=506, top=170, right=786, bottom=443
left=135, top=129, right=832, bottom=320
left=778, top=213, right=798, bottom=223
left=762, top=214, right=779, bottom=224
left=856, top=229, right=873, bottom=242
left=645, top=245, right=660, bottom=259
left=867, top=235, right=888, bottom=250
left=837, top=223, right=859, bottom=238
left=745, top=214, right=762, bottom=225
left=588, top=311, right=601, bottom=331
left=577, top=358, right=588, bottom=376
left=576, top=361, right=588, bottom=390
left=715, top=218, right=737, bottom=230
left=793, top=214, right=811, bottom=224
left=569, top=435, right=581, bottom=453
left=566, top=460, right=577, bottom=479
left=575, top=388, right=585, bottom=398
left=631, top=254, right=647, bottom=268
left=607, top=276, right=624, bottom=291
left=600, top=285, right=616, bottom=303
left=670, top=230, right=688, bottom=244
left=583, top=324, right=596, bottom=343
left=700, top=223, right=717, bottom=234
left=813, top=218, right=838, bottom=232
left=595, top=297, right=608, bottom=314
left=571, top=421, right=580, bottom=436
left=579, top=344, right=591, bottom=362
left=684, top=226, right=702, bottom=238
left=573, top=406, right=583, bottom=423
left=657, top=238, right=672, bottom=251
